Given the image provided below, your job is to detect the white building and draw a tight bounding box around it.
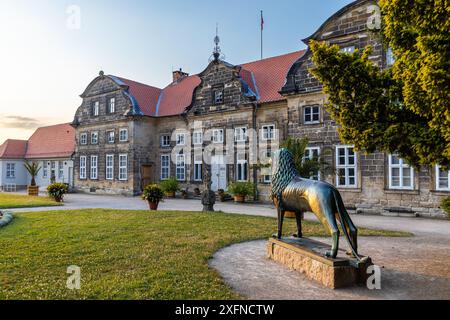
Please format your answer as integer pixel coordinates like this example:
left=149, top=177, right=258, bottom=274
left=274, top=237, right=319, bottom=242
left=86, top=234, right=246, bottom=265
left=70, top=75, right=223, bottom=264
left=0, top=124, right=75, bottom=191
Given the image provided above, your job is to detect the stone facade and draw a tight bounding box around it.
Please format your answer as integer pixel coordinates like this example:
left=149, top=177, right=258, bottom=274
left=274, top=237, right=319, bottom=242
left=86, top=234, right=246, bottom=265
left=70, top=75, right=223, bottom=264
left=280, top=0, right=448, bottom=218
left=70, top=0, right=448, bottom=218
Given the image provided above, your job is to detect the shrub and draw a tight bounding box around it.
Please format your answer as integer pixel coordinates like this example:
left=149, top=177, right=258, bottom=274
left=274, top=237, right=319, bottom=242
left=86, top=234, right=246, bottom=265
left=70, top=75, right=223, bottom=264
left=442, top=196, right=450, bottom=218
left=160, top=177, right=180, bottom=193
left=142, top=184, right=165, bottom=203
left=47, top=183, right=69, bottom=202
left=227, top=182, right=255, bottom=197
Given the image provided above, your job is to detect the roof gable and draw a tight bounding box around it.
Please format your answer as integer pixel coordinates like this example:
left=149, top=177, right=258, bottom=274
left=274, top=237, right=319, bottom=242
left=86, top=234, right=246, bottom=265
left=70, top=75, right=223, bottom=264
left=0, top=139, right=27, bottom=159
left=25, top=123, right=75, bottom=159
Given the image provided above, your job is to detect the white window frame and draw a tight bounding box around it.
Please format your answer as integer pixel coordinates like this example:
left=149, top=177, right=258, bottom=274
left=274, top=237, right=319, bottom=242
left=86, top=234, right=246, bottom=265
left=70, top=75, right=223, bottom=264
left=261, top=124, right=275, bottom=141
left=80, top=133, right=87, bottom=145
left=119, top=154, right=128, bottom=181
left=194, top=155, right=203, bottom=182
left=236, top=153, right=248, bottom=182
left=109, top=97, right=115, bottom=113
left=263, top=175, right=271, bottom=184
left=106, top=154, right=114, bottom=180
left=304, top=106, right=320, bottom=124
left=193, top=131, right=203, bottom=145
left=42, top=161, right=48, bottom=178
left=79, top=156, right=86, bottom=179
left=6, top=163, right=15, bottom=179
left=336, top=145, right=357, bottom=188
left=176, top=154, right=186, bottom=181
left=119, top=128, right=128, bottom=142
left=234, top=127, right=248, bottom=142
left=212, top=129, right=224, bottom=144
left=386, top=47, right=395, bottom=67
left=161, top=135, right=171, bottom=147
left=341, top=46, right=356, bottom=53
left=58, top=161, right=64, bottom=179
left=176, top=133, right=186, bottom=146
left=436, top=165, right=450, bottom=191
left=161, top=154, right=170, bottom=180
left=90, top=155, right=98, bottom=180
left=304, top=147, right=321, bottom=180
left=388, top=154, right=414, bottom=190
left=91, top=132, right=98, bottom=145
left=93, top=101, right=99, bottom=116
left=107, top=131, right=115, bottom=144
left=214, top=89, right=223, bottom=104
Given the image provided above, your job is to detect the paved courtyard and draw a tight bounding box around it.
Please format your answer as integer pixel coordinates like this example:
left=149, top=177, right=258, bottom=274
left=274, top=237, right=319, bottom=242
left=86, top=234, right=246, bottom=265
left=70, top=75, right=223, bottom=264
left=6, top=192, right=450, bottom=300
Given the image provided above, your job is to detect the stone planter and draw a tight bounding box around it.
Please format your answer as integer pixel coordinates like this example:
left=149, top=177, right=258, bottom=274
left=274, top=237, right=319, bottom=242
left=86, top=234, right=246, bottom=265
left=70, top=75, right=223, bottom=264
left=28, top=185, right=39, bottom=196
left=234, top=195, right=245, bottom=203
left=148, top=201, right=159, bottom=211
left=0, top=211, right=14, bottom=228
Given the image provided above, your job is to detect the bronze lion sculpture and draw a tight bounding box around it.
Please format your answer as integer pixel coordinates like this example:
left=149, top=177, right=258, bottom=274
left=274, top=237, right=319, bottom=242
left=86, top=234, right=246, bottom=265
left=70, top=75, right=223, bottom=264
left=271, top=148, right=360, bottom=260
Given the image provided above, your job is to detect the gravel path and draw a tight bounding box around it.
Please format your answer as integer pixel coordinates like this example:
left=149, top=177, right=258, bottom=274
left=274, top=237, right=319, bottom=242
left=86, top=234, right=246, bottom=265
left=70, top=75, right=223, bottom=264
left=209, top=236, right=450, bottom=300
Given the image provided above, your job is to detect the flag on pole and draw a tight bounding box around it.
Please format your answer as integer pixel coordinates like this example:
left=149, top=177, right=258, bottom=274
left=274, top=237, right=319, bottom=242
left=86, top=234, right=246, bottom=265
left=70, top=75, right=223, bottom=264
left=261, top=11, right=264, bottom=31
left=260, top=10, right=264, bottom=60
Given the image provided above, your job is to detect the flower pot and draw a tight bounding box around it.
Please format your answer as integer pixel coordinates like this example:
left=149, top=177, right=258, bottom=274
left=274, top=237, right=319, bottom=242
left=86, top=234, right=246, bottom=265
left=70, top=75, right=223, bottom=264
left=165, top=192, right=176, bottom=198
left=148, top=201, right=159, bottom=211
left=234, top=195, right=245, bottom=203
left=27, top=186, right=39, bottom=196
left=54, top=197, right=63, bottom=203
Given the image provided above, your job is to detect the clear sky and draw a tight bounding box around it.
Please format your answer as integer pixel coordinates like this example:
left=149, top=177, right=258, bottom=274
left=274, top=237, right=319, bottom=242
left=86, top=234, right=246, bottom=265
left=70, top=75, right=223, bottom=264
left=0, top=0, right=354, bottom=143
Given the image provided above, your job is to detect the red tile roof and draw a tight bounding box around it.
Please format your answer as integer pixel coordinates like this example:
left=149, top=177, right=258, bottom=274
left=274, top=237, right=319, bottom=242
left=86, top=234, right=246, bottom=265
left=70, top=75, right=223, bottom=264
left=110, top=51, right=305, bottom=117
left=116, top=77, right=162, bottom=116
left=240, top=50, right=305, bottom=103
left=156, top=75, right=202, bottom=117
left=25, top=123, right=75, bottom=159
left=0, top=139, right=27, bottom=159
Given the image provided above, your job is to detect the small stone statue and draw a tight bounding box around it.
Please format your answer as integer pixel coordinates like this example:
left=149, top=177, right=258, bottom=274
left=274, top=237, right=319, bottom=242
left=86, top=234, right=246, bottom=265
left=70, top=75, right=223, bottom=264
left=201, top=165, right=216, bottom=212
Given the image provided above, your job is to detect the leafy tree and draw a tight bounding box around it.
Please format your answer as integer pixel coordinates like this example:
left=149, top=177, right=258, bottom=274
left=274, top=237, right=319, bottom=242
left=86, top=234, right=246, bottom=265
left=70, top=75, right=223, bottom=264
left=309, top=0, right=449, bottom=168
left=281, top=137, right=333, bottom=179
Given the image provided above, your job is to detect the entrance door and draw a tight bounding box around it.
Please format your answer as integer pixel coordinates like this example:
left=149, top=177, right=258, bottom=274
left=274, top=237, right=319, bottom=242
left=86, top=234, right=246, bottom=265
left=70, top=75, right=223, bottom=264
left=211, top=156, right=227, bottom=192
left=141, top=165, right=153, bottom=190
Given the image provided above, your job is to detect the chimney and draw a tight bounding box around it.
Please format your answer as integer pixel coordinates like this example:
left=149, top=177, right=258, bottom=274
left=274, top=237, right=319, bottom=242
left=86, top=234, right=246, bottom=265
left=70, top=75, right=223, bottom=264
left=172, top=68, right=189, bottom=82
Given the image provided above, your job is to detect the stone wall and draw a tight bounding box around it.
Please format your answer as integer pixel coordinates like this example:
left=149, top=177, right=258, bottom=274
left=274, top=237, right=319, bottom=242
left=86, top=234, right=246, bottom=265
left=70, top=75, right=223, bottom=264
left=281, top=0, right=448, bottom=217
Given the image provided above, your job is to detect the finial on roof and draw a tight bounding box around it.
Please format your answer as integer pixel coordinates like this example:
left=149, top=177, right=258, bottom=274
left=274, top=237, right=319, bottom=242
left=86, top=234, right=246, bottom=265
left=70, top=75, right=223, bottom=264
left=211, top=23, right=225, bottom=62
left=99, top=70, right=105, bottom=77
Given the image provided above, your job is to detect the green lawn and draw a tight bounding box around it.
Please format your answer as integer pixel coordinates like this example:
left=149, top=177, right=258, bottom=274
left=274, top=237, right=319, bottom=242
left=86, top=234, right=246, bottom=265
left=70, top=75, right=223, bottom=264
left=0, top=193, right=61, bottom=209
left=0, top=209, right=411, bottom=300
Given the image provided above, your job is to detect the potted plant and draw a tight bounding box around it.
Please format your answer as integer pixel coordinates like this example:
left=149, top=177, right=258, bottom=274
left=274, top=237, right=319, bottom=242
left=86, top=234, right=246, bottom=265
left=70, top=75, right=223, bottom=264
left=228, top=182, right=255, bottom=203
left=24, top=162, right=41, bottom=196
left=47, top=183, right=69, bottom=203
left=160, top=177, right=179, bottom=198
left=142, top=184, right=164, bottom=210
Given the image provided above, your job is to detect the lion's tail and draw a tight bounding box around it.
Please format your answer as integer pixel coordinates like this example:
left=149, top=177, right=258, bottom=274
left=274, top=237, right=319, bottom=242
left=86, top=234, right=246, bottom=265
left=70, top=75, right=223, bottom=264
left=333, top=190, right=361, bottom=262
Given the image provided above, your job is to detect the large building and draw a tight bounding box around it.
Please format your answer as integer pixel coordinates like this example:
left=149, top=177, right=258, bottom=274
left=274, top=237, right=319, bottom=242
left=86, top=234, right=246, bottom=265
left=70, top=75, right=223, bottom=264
left=2, top=0, right=447, bottom=217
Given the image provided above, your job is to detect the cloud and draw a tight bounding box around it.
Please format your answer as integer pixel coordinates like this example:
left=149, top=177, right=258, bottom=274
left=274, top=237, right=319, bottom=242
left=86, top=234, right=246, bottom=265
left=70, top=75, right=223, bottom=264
left=0, top=115, right=44, bottom=130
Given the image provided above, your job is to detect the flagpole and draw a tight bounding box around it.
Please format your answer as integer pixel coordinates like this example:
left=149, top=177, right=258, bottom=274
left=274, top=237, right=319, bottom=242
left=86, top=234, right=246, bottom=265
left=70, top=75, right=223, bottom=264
left=260, top=10, right=263, bottom=60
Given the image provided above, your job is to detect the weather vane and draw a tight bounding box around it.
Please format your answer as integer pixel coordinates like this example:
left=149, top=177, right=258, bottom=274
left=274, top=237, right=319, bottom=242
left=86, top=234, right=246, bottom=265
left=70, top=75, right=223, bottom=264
left=210, top=23, right=225, bottom=62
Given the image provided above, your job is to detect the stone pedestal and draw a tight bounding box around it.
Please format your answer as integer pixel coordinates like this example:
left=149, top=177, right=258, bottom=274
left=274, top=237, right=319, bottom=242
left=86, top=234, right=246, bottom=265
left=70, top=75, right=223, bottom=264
left=267, top=238, right=372, bottom=289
